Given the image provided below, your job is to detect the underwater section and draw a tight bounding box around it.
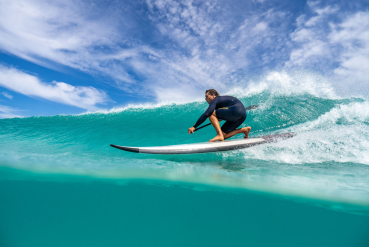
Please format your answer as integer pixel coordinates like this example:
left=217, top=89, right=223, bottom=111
left=0, top=170, right=369, bottom=247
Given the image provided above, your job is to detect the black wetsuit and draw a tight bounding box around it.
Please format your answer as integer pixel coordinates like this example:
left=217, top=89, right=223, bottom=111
left=193, top=96, right=246, bottom=134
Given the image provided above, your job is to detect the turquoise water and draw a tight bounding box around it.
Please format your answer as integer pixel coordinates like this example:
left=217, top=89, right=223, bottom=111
left=1, top=83, right=369, bottom=246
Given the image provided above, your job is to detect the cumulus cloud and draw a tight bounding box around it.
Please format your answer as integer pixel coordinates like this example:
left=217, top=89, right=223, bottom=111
left=0, top=66, right=108, bottom=110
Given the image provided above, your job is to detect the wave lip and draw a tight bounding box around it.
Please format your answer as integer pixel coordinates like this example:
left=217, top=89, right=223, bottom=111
left=226, top=71, right=339, bottom=99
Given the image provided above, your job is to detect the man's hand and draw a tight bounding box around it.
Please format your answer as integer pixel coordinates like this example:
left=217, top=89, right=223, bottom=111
left=188, top=127, right=196, bottom=134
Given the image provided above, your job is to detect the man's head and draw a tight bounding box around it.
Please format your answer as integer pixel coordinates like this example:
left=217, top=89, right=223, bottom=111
left=205, top=89, right=219, bottom=104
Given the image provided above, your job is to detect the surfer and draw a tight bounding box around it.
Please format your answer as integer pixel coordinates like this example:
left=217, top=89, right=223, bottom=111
left=188, top=89, right=251, bottom=142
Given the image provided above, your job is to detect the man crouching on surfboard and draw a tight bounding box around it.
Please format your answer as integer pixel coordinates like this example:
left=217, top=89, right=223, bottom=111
left=188, top=89, right=251, bottom=142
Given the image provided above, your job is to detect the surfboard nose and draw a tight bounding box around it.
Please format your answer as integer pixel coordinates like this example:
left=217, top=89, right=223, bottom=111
left=110, top=144, right=139, bottom=153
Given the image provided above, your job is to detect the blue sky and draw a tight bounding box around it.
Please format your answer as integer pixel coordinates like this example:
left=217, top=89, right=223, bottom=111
left=0, top=0, right=369, bottom=118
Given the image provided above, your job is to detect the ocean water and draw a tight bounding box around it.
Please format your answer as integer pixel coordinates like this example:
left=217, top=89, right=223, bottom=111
left=1, top=75, right=369, bottom=246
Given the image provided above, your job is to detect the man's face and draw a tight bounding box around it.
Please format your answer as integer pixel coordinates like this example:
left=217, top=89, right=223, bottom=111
left=205, top=92, right=215, bottom=104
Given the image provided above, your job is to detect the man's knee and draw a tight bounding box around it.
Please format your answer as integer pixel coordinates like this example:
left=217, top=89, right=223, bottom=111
left=211, top=110, right=216, bottom=117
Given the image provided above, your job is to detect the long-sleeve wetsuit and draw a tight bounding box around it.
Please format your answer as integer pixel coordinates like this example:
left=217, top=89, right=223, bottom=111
left=193, top=96, right=247, bottom=133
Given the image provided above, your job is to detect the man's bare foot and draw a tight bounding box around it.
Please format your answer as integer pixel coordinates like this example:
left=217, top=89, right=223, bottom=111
left=209, top=135, right=224, bottom=142
left=242, top=127, right=251, bottom=139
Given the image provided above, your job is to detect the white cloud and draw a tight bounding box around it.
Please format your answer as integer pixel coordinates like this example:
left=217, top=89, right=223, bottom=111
left=0, top=105, right=22, bottom=119
left=285, top=3, right=338, bottom=68
left=285, top=2, right=369, bottom=96
left=2, top=92, right=13, bottom=99
left=327, top=11, right=369, bottom=96
left=288, top=39, right=328, bottom=66
left=253, top=22, right=268, bottom=32
left=329, top=12, right=369, bottom=77
left=305, top=4, right=338, bottom=27
left=0, top=66, right=108, bottom=110
left=0, top=0, right=155, bottom=90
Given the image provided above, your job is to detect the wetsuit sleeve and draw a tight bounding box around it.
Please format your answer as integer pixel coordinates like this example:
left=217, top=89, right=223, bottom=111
left=193, top=99, right=217, bottom=128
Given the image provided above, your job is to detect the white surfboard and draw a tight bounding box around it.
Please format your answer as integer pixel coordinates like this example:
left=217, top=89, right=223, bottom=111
left=110, top=132, right=295, bottom=154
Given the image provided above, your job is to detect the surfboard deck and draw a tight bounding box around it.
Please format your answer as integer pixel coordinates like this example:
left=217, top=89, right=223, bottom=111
left=110, top=132, right=295, bottom=154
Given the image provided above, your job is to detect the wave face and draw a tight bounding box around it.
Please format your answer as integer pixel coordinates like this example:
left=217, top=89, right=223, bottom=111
left=1, top=78, right=369, bottom=213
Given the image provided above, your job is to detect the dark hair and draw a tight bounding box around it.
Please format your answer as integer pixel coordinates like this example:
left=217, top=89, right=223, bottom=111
left=205, top=89, right=219, bottom=97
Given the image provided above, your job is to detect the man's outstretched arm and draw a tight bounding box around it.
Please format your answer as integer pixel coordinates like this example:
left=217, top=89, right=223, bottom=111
left=192, top=99, right=218, bottom=129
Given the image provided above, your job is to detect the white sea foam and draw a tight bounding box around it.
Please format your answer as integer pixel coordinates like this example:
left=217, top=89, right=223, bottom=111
left=238, top=101, right=369, bottom=165
left=226, top=71, right=338, bottom=99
